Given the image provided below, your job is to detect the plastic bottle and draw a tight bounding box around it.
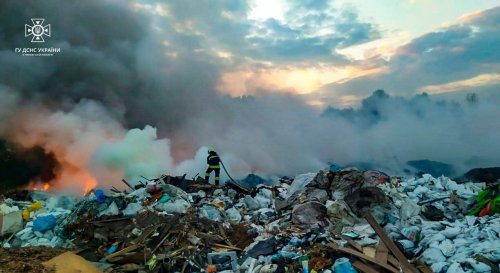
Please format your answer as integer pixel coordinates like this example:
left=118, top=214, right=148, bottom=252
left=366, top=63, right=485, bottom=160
left=299, top=255, right=309, bottom=273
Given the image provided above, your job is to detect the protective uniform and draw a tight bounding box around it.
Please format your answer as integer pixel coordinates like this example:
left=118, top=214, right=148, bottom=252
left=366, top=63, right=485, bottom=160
left=205, top=149, right=221, bottom=185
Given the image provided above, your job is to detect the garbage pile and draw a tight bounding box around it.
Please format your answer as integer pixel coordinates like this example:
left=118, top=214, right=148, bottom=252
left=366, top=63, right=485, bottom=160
left=0, top=169, right=498, bottom=273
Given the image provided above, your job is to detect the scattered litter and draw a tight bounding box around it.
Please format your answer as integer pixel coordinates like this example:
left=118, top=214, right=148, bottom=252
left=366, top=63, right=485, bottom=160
left=0, top=168, right=498, bottom=273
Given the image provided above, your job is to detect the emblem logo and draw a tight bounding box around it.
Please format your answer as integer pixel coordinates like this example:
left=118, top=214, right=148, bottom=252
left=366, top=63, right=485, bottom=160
left=25, top=18, right=51, bottom=42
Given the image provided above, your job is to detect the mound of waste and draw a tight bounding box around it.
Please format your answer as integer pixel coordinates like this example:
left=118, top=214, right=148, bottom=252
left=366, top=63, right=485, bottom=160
left=0, top=168, right=498, bottom=273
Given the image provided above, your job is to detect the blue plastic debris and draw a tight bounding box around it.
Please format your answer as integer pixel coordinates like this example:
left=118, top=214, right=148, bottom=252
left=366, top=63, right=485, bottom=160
left=32, top=215, right=57, bottom=232
left=95, top=189, right=106, bottom=204
left=107, top=244, right=119, bottom=255
left=333, top=257, right=358, bottom=273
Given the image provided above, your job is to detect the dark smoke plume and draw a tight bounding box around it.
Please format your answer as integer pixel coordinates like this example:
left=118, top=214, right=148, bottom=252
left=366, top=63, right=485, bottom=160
left=0, top=0, right=499, bottom=191
left=0, top=140, right=58, bottom=193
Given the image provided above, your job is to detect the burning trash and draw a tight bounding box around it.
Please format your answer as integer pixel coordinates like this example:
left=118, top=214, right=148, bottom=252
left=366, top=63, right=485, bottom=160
left=0, top=166, right=498, bottom=273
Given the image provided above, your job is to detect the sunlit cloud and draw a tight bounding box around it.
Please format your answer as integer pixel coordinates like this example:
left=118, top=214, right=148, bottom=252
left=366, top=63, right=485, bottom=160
left=337, top=31, right=411, bottom=61
left=130, top=2, right=170, bottom=17
left=217, top=64, right=386, bottom=96
left=459, top=10, right=485, bottom=22
left=420, top=73, right=500, bottom=94
left=304, top=99, right=327, bottom=109
left=337, top=95, right=365, bottom=107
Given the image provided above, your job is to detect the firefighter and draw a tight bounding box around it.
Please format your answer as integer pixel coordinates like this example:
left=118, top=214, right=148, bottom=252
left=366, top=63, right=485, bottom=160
left=205, top=148, right=221, bottom=185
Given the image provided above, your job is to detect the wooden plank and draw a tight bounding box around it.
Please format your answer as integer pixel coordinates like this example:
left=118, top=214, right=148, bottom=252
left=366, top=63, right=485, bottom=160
left=327, top=243, right=399, bottom=273
left=415, top=261, right=434, bottom=273
left=92, top=217, right=130, bottom=224
left=352, top=260, right=382, bottom=273
left=152, top=232, right=171, bottom=253
left=131, top=226, right=156, bottom=245
left=347, top=239, right=364, bottom=253
left=365, top=214, right=418, bottom=273
left=211, top=243, right=242, bottom=251
left=417, top=196, right=449, bottom=205
left=375, top=241, right=389, bottom=263
left=122, top=179, right=135, bottom=190
left=105, top=244, right=142, bottom=261
left=387, top=255, right=400, bottom=270
left=151, top=222, right=175, bottom=253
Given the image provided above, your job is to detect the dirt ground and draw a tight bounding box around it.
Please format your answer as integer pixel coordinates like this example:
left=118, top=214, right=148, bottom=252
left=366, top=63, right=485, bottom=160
left=0, top=247, right=67, bottom=273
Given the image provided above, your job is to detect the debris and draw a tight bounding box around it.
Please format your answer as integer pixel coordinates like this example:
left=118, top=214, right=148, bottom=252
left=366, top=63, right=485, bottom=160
left=365, top=214, right=419, bottom=273
left=292, top=201, right=328, bottom=228
left=33, top=215, right=57, bottom=233
left=207, top=251, right=239, bottom=272
left=98, top=201, right=119, bottom=217
left=22, top=201, right=42, bottom=221
left=225, top=207, right=242, bottom=222
left=332, top=257, right=357, bottom=273
left=243, top=237, right=277, bottom=260
left=328, top=243, right=399, bottom=273
left=0, top=169, right=497, bottom=273
left=0, top=210, right=23, bottom=236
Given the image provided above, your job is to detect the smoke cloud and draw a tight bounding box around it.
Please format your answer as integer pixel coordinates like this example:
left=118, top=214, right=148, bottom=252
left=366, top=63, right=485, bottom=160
left=0, top=0, right=498, bottom=192
left=91, top=126, right=175, bottom=184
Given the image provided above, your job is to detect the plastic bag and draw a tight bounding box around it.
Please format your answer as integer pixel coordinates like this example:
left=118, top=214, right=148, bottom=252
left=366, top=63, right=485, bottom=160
left=156, top=199, right=190, bottom=214
left=122, top=203, right=142, bottom=216
left=98, top=201, right=119, bottom=217
left=332, top=257, right=357, bottom=273
left=33, top=215, right=57, bottom=232
left=94, top=189, right=106, bottom=204
left=225, top=207, right=241, bottom=222
left=286, top=173, right=316, bottom=198
left=199, top=205, right=223, bottom=222
left=400, top=200, right=421, bottom=222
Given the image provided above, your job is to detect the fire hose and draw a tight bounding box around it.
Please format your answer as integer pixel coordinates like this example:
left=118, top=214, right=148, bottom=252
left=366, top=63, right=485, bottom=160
left=219, top=158, right=253, bottom=194
left=219, top=158, right=238, bottom=184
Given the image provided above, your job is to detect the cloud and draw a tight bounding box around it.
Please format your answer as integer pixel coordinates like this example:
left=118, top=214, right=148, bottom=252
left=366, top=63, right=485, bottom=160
left=319, top=6, right=500, bottom=105
left=420, top=73, right=500, bottom=94
left=243, top=2, right=379, bottom=64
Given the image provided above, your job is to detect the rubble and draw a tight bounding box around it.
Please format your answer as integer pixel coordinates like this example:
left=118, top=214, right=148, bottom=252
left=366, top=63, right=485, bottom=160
left=0, top=168, right=498, bottom=273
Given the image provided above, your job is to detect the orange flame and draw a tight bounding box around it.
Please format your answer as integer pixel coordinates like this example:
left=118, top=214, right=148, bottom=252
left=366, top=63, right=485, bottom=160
left=83, top=178, right=97, bottom=195
left=24, top=169, right=98, bottom=196
left=27, top=181, right=51, bottom=192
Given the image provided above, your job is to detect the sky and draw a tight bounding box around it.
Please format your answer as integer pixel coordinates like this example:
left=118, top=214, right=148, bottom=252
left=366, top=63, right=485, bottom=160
left=130, top=0, right=500, bottom=108
left=240, top=0, right=500, bottom=107
left=336, top=0, right=500, bottom=36
left=0, top=0, right=499, bottom=190
left=212, top=0, right=499, bottom=107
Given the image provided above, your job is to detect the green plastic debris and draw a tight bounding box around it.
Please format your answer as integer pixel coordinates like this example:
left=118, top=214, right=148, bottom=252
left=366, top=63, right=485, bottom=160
left=468, top=184, right=500, bottom=216
left=146, top=254, right=157, bottom=270
left=159, top=194, right=171, bottom=203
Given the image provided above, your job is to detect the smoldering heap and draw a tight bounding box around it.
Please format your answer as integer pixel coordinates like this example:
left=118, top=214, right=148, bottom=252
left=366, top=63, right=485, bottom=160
left=0, top=166, right=498, bottom=273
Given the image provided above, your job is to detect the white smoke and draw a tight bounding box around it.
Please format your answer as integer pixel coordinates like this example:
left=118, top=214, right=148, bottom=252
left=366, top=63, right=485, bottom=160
left=91, top=125, right=175, bottom=184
